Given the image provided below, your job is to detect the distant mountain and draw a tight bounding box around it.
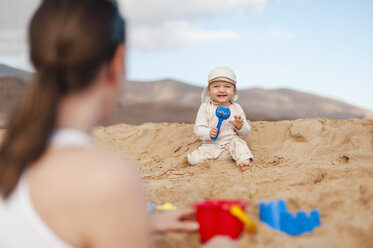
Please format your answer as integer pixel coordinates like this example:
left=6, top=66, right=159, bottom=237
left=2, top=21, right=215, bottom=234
left=113, top=101, right=199, bottom=125
left=122, top=80, right=372, bottom=121
left=122, top=79, right=202, bottom=105
left=1, top=64, right=372, bottom=125
left=237, top=88, right=371, bottom=120
left=0, top=77, right=26, bottom=126
left=0, top=64, right=32, bottom=83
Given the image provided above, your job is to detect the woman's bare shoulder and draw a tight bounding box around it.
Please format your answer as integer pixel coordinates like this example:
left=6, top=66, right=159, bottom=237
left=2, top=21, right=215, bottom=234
left=70, top=147, right=150, bottom=246
left=50, top=145, right=140, bottom=191
left=37, top=146, right=150, bottom=247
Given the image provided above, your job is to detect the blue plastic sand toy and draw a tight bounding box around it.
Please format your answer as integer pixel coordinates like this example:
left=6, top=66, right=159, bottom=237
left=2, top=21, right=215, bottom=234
left=212, top=106, right=231, bottom=141
left=259, top=199, right=321, bottom=236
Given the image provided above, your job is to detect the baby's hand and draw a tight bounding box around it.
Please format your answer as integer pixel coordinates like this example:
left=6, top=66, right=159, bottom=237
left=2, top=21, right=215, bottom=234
left=210, top=128, right=218, bottom=139
left=229, top=115, right=244, bottom=130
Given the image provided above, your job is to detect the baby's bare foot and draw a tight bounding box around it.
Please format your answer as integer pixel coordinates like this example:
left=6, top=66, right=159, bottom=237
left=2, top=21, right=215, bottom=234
left=239, top=158, right=254, bottom=172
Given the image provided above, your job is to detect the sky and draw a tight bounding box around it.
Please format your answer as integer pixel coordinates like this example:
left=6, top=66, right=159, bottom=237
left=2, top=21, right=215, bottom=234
left=0, top=0, right=372, bottom=110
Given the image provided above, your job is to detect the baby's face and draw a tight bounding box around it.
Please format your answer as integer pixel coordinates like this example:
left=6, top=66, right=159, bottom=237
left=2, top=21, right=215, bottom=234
left=208, top=81, right=236, bottom=106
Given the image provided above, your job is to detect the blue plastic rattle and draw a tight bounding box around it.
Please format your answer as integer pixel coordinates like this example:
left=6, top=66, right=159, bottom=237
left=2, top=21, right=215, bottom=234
left=212, top=106, right=231, bottom=141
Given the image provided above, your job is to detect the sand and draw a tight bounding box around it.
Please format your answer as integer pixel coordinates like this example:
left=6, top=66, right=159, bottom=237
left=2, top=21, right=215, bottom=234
left=0, top=119, right=371, bottom=247
left=92, top=118, right=373, bottom=248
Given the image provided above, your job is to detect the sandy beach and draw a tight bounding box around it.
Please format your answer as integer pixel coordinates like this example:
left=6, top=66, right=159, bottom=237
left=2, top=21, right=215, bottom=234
left=1, top=118, right=372, bottom=247
left=93, top=118, right=373, bottom=248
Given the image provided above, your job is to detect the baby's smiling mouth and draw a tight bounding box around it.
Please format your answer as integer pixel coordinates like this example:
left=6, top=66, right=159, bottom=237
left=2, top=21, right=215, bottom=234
left=218, top=94, right=227, bottom=97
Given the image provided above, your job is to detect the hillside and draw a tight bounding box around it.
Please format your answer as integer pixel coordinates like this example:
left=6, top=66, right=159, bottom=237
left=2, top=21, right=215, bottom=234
left=1, top=64, right=372, bottom=125
left=0, top=77, right=26, bottom=126
left=122, top=80, right=372, bottom=121
left=0, top=64, right=32, bottom=82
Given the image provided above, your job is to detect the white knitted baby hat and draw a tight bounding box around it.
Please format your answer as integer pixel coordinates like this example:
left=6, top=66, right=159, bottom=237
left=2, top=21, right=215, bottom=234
left=201, top=66, right=239, bottom=103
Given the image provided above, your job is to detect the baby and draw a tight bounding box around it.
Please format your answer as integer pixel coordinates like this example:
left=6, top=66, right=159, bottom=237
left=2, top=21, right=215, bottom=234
left=187, top=66, right=254, bottom=171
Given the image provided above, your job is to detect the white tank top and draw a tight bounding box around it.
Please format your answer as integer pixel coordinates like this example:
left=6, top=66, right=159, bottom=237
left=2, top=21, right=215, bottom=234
left=0, top=129, right=91, bottom=248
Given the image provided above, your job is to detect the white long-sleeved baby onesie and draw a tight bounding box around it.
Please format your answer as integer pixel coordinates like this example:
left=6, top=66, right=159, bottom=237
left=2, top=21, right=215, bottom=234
left=187, top=102, right=253, bottom=166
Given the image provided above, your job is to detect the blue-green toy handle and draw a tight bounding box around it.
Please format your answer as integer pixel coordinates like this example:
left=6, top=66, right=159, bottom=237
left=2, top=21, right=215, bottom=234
left=213, top=119, right=224, bottom=141
left=212, top=106, right=230, bottom=141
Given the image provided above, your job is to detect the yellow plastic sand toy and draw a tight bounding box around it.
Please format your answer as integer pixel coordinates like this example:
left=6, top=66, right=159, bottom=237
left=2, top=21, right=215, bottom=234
left=156, top=203, right=177, bottom=211
left=230, top=204, right=257, bottom=232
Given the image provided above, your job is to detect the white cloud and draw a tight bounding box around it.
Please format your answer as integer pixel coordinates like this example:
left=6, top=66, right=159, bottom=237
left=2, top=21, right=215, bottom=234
left=0, top=29, right=29, bottom=69
left=120, top=0, right=266, bottom=25
left=118, top=0, right=265, bottom=50
left=130, top=20, right=238, bottom=50
left=0, top=30, right=26, bottom=54
left=0, top=0, right=265, bottom=68
left=0, top=0, right=39, bottom=69
left=0, top=54, right=33, bottom=71
left=0, top=0, right=40, bottom=30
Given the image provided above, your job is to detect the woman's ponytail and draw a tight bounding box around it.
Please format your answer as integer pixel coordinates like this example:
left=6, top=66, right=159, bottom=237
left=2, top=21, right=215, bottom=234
left=0, top=70, right=61, bottom=198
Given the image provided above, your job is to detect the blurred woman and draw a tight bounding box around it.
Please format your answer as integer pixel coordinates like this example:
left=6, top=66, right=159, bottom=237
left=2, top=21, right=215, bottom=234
left=0, top=0, right=238, bottom=247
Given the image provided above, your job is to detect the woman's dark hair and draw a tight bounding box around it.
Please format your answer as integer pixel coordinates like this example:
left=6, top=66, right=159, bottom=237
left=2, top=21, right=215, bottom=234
left=0, top=0, right=125, bottom=198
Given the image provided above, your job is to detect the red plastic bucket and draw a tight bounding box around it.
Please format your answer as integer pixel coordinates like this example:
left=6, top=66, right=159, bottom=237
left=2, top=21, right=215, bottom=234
left=195, top=200, right=248, bottom=243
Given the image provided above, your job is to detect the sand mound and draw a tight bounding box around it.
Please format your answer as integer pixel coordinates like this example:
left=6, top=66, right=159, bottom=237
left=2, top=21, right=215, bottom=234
left=93, top=118, right=373, bottom=248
